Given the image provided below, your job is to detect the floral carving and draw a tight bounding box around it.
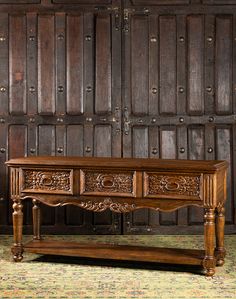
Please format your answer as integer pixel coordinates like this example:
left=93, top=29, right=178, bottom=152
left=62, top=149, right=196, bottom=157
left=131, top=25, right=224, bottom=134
left=23, top=170, right=72, bottom=192
left=147, top=174, right=201, bottom=197
left=78, top=198, right=136, bottom=213
left=82, top=171, right=134, bottom=194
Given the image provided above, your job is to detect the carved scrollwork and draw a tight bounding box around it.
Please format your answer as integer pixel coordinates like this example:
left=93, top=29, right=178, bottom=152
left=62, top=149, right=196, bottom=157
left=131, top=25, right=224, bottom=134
left=78, top=198, right=136, bottom=213
left=147, top=173, right=201, bottom=197
left=23, top=170, right=72, bottom=193
left=82, top=171, right=134, bottom=194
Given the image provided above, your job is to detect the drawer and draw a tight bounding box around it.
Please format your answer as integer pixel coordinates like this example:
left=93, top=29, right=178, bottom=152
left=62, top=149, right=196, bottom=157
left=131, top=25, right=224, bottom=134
left=144, top=172, right=203, bottom=200
left=21, top=168, right=73, bottom=195
left=80, top=170, right=137, bottom=197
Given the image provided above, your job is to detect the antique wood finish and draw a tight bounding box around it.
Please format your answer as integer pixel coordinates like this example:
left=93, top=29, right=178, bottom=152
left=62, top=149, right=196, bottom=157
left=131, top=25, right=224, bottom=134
left=0, top=0, right=236, bottom=235
left=122, top=0, right=236, bottom=234
left=0, top=0, right=122, bottom=234
left=6, top=156, right=228, bottom=276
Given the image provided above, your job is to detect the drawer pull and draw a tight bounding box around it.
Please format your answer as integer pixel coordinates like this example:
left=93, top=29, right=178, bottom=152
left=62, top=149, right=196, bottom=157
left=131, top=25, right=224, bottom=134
left=166, top=182, right=179, bottom=191
left=100, top=175, right=115, bottom=188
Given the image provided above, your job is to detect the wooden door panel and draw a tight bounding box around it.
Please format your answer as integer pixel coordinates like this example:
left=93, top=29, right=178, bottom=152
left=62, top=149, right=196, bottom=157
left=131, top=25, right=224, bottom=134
left=0, top=14, right=8, bottom=115
left=94, top=125, right=112, bottom=157
left=8, top=125, right=27, bottom=158
left=187, top=15, right=204, bottom=115
left=95, top=15, right=112, bottom=114
left=123, top=6, right=236, bottom=233
left=215, top=16, right=232, bottom=114
left=159, top=16, right=177, bottom=115
left=9, top=15, right=26, bottom=115
left=0, top=3, right=122, bottom=234
left=131, top=16, right=149, bottom=116
left=66, top=14, right=84, bottom=115
left=38, top=15, right=55, bottom=115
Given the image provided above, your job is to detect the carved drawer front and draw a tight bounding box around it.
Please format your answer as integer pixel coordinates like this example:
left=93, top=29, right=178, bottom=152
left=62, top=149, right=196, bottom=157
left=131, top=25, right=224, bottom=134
left=144, top=172, right=203, bottom=200
left=21, top=169, right=73, bottom=195
left=80, top=170, right=137, bottom=197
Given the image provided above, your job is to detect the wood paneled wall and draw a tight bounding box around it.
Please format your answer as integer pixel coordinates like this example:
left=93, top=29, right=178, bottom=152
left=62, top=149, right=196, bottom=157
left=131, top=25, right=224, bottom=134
left=0, top=0, right=235, bottom=234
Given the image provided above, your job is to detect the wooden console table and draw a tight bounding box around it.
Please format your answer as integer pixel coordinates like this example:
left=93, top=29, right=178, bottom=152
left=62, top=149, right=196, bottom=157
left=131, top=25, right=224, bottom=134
left=6, top=156, right=228, bottom=276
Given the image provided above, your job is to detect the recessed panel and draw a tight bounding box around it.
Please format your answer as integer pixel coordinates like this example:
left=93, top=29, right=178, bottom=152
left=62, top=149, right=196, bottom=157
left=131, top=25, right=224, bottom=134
left=21, top=169, right=73, bottom=195
left=80, top=170, right=137, bottom=197
left=144, top=172, right=202, bottom=201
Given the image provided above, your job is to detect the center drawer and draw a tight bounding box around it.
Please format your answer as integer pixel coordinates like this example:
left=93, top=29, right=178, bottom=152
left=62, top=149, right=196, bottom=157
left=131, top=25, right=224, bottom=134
left=80, top=170, right=137, bottom=197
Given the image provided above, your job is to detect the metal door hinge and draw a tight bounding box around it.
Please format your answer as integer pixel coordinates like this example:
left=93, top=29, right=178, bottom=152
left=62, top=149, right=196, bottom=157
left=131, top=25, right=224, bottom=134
left=113, top=7, right=120, bottom=31
left=123, top=9, right=130, bottom=33
left=112, top=107, right=121, bottom=134
left=124, top=107, right=131, bottom=135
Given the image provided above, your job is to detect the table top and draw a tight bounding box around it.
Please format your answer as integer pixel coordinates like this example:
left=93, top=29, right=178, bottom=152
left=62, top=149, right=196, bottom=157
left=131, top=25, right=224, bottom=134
left=6, top=156, right=228, bottom=173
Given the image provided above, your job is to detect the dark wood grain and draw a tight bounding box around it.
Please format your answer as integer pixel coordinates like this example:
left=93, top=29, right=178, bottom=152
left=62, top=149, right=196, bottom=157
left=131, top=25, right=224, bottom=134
left=56, top=13, right=66, bottom=115
left=0, top=13, right=8, bottom=115
left=27, top=13, right=37, bottom=115
left=187, top=15, right=204, bottom=115
left=159, top=16, right=177, bottom=115
left=215, top=16, right=232, bottom=115
left=131, top=16, right=149, bottom=116
left=67, top=14, right=84, bottom=115
left=94, top=125, right=112, bottom=157
left=95, top=14, right=111, bottom=114
left=9, top=15, right=26, bottom=115
left=38, top=15, right=55, bottom=115
left=8, top=125, right=27, bottom=159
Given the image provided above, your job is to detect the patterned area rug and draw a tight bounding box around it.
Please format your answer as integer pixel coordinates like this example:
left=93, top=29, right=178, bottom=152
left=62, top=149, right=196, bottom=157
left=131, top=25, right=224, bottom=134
left=0, top=235, right=236, bottom=299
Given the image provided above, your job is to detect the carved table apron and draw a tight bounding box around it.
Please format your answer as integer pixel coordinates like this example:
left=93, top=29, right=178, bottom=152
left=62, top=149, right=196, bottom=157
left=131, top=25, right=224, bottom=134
left=6, top=156, right=228, bottom=276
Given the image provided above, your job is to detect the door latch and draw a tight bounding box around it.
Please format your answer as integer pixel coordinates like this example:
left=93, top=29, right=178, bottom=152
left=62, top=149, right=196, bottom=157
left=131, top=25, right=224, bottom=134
left=124, top=107, right=130, bottom=135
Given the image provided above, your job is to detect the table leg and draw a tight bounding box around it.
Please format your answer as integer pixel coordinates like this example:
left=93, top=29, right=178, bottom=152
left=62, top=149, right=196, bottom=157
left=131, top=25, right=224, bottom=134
left=215, top=206, right=226, bottom=266
left=12, top=199, right=24, bottom=262
left=203, top=208, right=216, bottom=276
left=32, top=199, right=42, bottom=240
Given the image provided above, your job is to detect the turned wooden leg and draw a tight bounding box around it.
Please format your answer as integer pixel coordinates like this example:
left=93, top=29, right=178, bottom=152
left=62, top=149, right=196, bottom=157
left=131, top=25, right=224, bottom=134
left=32, top=199, right=42, bottom=240
left=203, top=208, right=216, bottom=276
left=12, top=199, right=24, bottom=262
left=215, top=206, right=226, bottom=266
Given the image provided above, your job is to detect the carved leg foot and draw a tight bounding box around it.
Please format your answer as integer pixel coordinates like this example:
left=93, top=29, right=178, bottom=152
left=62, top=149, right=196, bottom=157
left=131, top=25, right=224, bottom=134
left=12, top=245, right=24, bottom=262
left=203, top=257, right=215, bottom=277
left=215, top=206, right=226, bottom=266
left=203, top=208, right=216, bottom=277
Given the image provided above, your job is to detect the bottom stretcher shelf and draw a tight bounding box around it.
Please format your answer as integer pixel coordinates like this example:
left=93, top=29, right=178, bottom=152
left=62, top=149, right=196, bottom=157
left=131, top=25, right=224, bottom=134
left=24, top=239, right=205, bottom=266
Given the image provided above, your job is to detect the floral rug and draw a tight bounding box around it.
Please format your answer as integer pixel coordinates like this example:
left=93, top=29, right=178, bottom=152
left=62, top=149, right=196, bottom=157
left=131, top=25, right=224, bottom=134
left=0, top=235, right=236, bottom=299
